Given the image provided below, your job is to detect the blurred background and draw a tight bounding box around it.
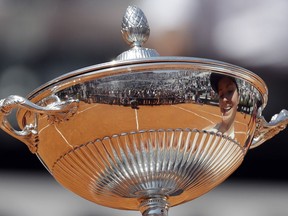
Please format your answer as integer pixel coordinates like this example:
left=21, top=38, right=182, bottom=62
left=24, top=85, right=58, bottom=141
left=0, top=0, right=287, bottom=215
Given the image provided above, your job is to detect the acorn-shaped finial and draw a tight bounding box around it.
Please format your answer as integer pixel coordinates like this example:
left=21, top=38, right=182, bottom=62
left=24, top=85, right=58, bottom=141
left=121, top=5, right=150, bottom=47
left=116, top=5, right=159, bottom=60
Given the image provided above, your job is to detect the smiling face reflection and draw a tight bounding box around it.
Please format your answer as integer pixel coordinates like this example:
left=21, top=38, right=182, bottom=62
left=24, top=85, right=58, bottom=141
left=205, top=74, right=240, bottom=138
left=218, top=76, right=239, bottom=125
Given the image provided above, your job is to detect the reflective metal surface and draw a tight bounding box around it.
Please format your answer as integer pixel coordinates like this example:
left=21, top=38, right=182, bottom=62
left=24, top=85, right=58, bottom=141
left=9, top=56, right=281, bottom=211
left=0, top=5, right=287, bottom=216
left=117, top=5, right=159, bottom=60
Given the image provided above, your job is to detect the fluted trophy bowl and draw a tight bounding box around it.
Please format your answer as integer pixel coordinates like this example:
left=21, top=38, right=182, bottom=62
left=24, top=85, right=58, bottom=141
left=0, top=5, right=287, bottom=216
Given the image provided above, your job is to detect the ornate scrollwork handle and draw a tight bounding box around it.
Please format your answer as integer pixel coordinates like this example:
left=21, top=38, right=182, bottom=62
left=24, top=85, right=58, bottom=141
left=0, top=95, right=78, bottom=153
left=250, top=109, right=288, bottom=149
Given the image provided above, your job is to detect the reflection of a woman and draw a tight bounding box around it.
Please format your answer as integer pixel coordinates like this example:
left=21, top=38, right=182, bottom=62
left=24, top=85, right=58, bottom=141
left=205, top=74, right=240, bottom=138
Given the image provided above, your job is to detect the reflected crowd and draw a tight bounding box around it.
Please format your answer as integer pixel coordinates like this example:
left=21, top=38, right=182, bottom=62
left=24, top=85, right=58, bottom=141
left=56, top=70, right=261, bottom=115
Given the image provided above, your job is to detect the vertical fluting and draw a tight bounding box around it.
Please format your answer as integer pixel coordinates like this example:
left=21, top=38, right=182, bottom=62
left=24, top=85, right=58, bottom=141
left=52, top=128, right=245, bottom=210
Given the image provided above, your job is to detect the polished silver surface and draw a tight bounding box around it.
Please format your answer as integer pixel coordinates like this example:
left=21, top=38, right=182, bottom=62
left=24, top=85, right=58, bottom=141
left=251, top=109, right=288, bottom=148
left=52, top=129, right=244, bottom=209
left=0, top=5, right=287, bottom=216
left=116, top=5, right=159, bottom=60
left=0, top=55, right=283, bottom=215
left=0, top=95, right=78, bottom=153
left=121, top=5, right=150, bottom=47
left=139, top=196, right=169, bottom=216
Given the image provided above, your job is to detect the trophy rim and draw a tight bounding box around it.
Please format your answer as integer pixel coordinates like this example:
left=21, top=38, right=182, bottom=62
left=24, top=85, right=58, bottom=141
left=25, top=56, right=268, bottom=105
left=16, top=56, right=268, bottom=130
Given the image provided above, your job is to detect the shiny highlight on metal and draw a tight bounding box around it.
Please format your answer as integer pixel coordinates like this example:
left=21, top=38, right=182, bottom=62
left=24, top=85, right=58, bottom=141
left=52, top=129, right=244, bottom=210
left=117, top=5, right=159, bottom=60
left=0, top=5, right=287, bottom=216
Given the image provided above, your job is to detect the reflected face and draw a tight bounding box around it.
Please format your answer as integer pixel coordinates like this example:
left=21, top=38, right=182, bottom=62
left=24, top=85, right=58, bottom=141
left=218, top=77, right=239, bottom=121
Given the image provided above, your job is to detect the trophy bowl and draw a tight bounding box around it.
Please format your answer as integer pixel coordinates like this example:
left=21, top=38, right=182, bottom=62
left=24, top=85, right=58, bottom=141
left=0, top=5, right=287, bottom=216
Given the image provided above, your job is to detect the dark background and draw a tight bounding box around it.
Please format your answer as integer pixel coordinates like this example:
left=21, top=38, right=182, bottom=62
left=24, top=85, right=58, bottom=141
left=0, top=0, right=287, bottom=183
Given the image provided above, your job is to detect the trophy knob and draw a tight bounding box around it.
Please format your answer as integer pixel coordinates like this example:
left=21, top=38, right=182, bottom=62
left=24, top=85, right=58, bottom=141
left=116, top=5, right=159, bottom=60
left=121, top=5, right=150, bottom=47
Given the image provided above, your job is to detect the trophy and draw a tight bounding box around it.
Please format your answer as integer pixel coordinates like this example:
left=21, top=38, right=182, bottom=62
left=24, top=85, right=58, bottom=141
left=0, top=5, right=287, bottom=216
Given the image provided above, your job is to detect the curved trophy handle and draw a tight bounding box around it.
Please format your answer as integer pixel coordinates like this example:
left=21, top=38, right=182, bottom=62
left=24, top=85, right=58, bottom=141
left=0, top=95, right=78, bottom=153
left=250, top=109, right=288, bottom=149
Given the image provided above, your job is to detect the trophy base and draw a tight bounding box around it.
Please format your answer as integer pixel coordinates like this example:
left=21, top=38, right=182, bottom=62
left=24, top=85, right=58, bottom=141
left=139, top=196, right=169, bottom=216
left=51, top=128, right=245, bottom=211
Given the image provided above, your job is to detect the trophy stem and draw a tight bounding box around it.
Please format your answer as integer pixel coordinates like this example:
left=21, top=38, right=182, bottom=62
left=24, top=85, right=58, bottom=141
left=139, top=195, right=170, bottom=216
